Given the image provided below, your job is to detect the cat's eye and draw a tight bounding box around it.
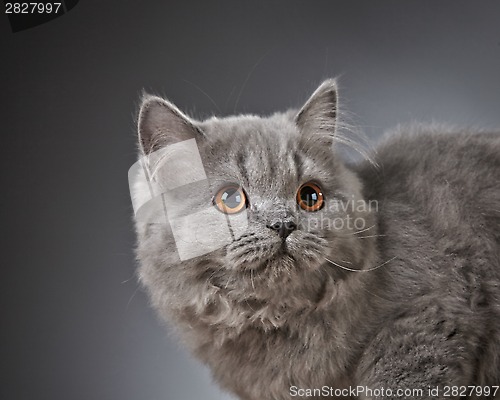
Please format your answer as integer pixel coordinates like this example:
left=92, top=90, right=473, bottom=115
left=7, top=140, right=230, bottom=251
left=214, top=185, right=247, bottom=214
left=297, top=182, right=324, bottom=212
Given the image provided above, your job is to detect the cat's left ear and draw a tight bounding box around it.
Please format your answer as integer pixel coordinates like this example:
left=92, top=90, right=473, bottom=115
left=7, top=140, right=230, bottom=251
left=138, top=93, right=203, bottom=154
left=295, top=79, right=338, bottom=137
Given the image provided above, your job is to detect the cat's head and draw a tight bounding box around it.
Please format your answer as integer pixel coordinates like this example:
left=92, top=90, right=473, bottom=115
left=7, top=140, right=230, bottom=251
left=132, top=80, right=377, bottom=332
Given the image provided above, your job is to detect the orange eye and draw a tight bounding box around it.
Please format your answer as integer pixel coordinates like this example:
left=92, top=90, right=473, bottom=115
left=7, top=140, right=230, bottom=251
left=297, top=182, right=324, bottom=212
left=214, top=185, right=247, bottom=214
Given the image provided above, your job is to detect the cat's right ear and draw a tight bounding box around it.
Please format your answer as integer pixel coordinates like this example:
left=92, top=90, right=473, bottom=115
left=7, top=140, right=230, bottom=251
left=295, top=79, right=338, bottom=138
left=138, top=94, right=203, bottom=154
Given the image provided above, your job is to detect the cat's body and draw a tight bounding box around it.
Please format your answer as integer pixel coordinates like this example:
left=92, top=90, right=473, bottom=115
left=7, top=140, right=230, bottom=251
left=132, top=80, right=500, bottom=399
left=354, top=128, right=500, bottom=396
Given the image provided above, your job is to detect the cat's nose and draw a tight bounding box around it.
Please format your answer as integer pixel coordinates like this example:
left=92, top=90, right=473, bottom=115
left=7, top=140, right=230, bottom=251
left=267, top=220, right=297, bottom=239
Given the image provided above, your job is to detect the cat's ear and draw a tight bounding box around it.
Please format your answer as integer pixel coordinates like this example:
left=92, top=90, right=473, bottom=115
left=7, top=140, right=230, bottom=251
left=138, top=94, right=203, bottom=154
left=295, top=79, right=338, bottom=136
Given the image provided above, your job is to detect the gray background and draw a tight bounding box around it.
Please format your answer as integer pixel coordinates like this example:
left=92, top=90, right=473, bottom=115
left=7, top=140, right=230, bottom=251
left=1, top=1, right=499, bottom=400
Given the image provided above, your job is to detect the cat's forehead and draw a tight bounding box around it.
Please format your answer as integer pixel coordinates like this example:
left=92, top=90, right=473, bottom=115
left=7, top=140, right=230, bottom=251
left=203, top=113, right=297, bottom=154
left=198, top=113, right=333, bottom=193
left=201, top=113, right=298, bottom=145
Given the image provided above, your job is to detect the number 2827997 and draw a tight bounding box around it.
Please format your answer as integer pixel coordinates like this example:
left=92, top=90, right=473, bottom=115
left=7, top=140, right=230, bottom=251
left=5, top=3, right=62, bottom=14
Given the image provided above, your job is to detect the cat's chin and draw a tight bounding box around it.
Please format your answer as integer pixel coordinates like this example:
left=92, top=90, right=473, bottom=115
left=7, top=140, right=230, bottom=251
left=253, top=248, right=298, bottom=271
left=228, top=239, right=325, bottom=274
left=225, top=229, right=329, bottom=275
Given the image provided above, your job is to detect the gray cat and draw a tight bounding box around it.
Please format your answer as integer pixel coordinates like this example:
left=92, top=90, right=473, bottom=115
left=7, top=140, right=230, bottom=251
left=131, top=79, right=500, bottom=399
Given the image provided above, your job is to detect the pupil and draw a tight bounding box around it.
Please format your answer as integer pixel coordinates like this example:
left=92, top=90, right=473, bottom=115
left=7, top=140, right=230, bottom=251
left=221, top=188, right=241, bottom=209
left=301, top=186, right=318, bottom=206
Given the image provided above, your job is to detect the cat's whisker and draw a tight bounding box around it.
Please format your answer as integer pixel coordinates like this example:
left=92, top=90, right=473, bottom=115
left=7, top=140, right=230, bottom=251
left=323, top=231, right=384, bottom=240
left=349, top=224, right=376, bottom=235
left=324, top=257, right=361, bottom=272
left=324, top=256, right=396, bottom=272
left=367, top=256, right=396, bottom=271
left=182, top=79, right=221, bottom=113
left=126, top=285, right=141, bottom=309
left=121, top=272, right=137, bottom=284
left=223, top=85, right=237, bottom=113
left=233, top=51, right=268, bottom=113
left=333, top=133, right=378, bottom=168
left=354, top=234, right=386, bottom=239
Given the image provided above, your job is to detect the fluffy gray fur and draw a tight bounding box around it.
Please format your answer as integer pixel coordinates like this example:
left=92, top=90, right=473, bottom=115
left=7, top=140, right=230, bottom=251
left=133, top=79, right=500, bottom=399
